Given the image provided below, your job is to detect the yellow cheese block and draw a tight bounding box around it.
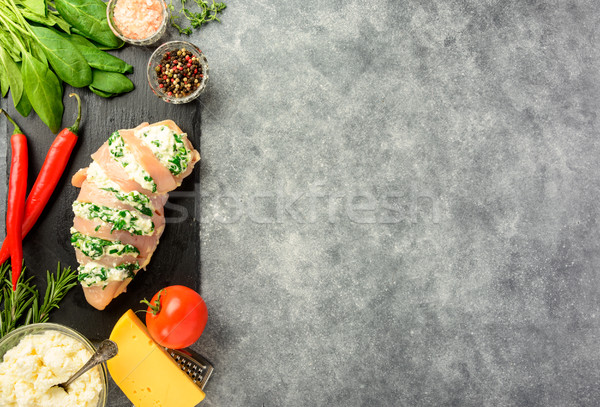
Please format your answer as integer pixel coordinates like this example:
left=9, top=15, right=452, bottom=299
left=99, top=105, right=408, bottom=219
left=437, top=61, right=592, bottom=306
left=107, top=309, right=206, bottom=407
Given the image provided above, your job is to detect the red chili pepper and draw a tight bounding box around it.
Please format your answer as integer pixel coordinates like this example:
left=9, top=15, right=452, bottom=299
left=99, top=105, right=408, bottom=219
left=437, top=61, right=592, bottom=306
left=0, top=94, right=82, bottom=271
left=1, top=110, right=28, bottom=290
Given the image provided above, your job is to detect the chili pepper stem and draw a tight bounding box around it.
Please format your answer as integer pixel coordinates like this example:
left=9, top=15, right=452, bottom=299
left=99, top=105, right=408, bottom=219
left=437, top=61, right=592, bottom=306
left=0, top=109, right=23, bottom=135
left=67, top=93, right=82, bottom=135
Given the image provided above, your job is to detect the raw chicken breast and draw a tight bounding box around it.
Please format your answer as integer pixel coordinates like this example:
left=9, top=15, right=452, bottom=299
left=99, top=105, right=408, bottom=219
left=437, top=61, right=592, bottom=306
left=71, top=120, right=199, bottom=310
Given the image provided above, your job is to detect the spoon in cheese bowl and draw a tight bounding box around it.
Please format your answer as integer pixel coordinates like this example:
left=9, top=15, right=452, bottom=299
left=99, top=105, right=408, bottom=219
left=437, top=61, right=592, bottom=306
left=56, top=339, right=118, bottom=391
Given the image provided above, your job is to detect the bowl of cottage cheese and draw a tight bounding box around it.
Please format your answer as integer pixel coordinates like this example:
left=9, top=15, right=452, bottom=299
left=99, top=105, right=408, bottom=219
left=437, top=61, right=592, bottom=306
left=0, top=323, right=107, bottom=407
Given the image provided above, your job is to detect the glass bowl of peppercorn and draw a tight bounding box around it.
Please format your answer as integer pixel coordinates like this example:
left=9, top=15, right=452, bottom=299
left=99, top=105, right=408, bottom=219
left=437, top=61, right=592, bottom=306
left=147, top=41, right=209, bottom=104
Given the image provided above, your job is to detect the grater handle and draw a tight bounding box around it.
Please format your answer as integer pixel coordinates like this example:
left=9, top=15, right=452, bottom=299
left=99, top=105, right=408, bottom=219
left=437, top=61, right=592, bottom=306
left=166, top=347, right=214, bottom=390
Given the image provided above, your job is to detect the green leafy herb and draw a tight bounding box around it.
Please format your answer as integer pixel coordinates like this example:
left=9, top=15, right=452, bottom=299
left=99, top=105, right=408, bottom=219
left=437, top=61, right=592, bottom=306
left=21, top=52, right=64, bottom=133
left=89, top=87, right=114, bottom=98
left=0, top=65, right=7, bottom=97
left=19, top=0, right=47, bottom=18
left=167, top=133, right=192, bottom=175
left=72, top=201, right=155, bottom=235
left=66, top=34, right=133, bottom=74
left=71, top=231, right=140, bottom=259
left=20, top=7, right=71, bottom=33
left=0, top=46, right=23, bottom=108
left=167, top=0, right=226, bottom=35
left=28, top=264, right=78, bottom=324
left=0, top=265, right=35, bottom=338
left=14, top=87, right=32, bottom=117
left=101, top=187, right=153, bottom=217
left=0, top=263, right=78, bottom=338
left=89, top=69, right=134, bottom=95
left=30, top=25, right=92, bottom=87
left=53, top=0, right=123, bottom=48
left=0, top=0, right=132, bottom=131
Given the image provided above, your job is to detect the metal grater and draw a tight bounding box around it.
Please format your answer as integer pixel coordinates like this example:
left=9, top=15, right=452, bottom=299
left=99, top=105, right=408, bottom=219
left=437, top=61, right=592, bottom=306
left=166, top=348, right=214, bottom=390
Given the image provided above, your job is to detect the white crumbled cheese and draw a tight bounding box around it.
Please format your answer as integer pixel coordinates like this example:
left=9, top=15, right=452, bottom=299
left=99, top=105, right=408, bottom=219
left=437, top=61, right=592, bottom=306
left=134, top=125, right=191, bottom=175
left=117, top=155, right=155, bottom=192
left=0, top=331, right=102, bottom=407
left=86, top=161, right=118, bottom=190
left=77, top=261, right=137, bottom=287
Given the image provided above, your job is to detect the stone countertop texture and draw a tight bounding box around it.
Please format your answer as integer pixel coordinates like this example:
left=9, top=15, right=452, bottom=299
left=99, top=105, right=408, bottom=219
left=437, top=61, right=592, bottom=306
left=4, top=0, right=600, bottom=406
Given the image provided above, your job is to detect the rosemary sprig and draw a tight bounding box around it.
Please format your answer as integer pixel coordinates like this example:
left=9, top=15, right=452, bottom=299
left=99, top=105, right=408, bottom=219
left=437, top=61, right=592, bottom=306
left=0, top=263, right=78, bottom=338
left=167, top=0, right=226, bottom=35
left=29, top=264, right=78, bottom=324
left=0, top=264, right=36, bottom=338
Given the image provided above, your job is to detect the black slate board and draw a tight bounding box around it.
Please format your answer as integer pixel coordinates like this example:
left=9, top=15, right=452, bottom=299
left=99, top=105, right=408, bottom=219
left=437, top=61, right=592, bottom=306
left=5, top=45, right=201, bottom=340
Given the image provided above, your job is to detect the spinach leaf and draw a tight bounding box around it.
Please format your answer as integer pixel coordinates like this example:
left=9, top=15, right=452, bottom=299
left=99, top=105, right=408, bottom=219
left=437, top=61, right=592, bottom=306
left=15, top=89, right=32, bottom=117
left=13, top=63, right=32, bottom=116
left=0, top=47, right=23, bottom=107
left=54, top=0, right=123, bottom=48
left=31, top=26, right=91, bottom=87
left=49, top=12, right=72, bottom=33
left=0, top=65, right=8, bottom=97
left=89, top=69, right=134, bottom=95
left=30, top=41, right=48, bottom=65
left=76, top=45, right=132, bottom=74
left=88, top=86, right=114, bottom=98
left=66, top=34, right=132, bottom=73
left=67, top=33, right=95, bottom=47
left=21, top=53, right=63, bottom=133
left=21, top=8, right=54, bottom=25
left=21, top=8, right=71, bottom=33
left=16, top=0, right=47, bottom=17
left=70, top=27, right=124, bottom=50
left=0, top=31, right=20, bottom=62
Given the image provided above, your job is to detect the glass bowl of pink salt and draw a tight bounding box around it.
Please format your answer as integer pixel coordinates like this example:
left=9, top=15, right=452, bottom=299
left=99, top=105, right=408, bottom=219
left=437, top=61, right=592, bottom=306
left=107, top=0, right=168, bottom=45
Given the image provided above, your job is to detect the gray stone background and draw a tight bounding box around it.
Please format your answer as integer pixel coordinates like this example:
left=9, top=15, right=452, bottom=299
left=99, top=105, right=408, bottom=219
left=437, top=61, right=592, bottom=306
left=4, top=0, right=600, bottom=406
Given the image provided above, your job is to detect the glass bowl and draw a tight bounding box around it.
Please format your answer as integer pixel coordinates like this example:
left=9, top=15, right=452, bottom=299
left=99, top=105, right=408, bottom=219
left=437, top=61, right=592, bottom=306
left=0, top=323, right=108, bottom=407
left=147, top=40, right=209, bottom=104
left=107, top=0, right=168, bottom=46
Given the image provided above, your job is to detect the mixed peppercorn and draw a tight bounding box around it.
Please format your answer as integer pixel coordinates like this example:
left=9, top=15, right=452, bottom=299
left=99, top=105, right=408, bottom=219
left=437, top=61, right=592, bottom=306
left=155, top=48, right=204, bottom=98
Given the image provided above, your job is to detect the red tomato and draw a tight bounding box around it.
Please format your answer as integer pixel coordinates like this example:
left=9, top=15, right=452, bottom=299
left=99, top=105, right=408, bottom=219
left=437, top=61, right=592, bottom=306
left=143, top=285, right=208, bottom=349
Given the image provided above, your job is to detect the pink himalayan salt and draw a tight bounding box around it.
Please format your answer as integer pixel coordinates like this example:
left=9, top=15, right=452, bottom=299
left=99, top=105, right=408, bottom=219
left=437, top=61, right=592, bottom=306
left=113, top=0, right=163, bottom=40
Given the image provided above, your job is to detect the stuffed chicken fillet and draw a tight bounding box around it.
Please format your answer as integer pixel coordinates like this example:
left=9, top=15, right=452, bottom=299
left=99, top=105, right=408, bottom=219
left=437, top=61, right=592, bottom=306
left=70, top=120, right=199, bottom=310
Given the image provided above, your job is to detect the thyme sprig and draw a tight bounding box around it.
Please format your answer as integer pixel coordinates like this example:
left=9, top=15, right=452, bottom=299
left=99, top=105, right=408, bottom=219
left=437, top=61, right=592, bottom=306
left=167, top=0, right=226, bottom=35
left=0, top=263, right=78, bottom=338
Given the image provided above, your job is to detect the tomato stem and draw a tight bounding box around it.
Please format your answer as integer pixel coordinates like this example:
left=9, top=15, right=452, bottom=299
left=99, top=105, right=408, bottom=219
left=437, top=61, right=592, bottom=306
left=140, top=289, right=165, bottom=315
